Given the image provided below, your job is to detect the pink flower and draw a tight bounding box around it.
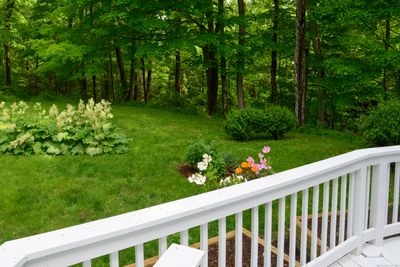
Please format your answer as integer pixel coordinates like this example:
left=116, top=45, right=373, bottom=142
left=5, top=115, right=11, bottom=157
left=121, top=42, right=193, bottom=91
left=262, top=146, right=271, bottom=154
left=258, top=153, right=264, bottom=159
left=247, top=156, right=255, bottom=165
left=260, top=158, right=267, bottom=165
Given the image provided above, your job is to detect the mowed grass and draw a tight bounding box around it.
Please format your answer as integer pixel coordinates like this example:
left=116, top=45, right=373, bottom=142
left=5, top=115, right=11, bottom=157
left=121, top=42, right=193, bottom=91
left=0, top=104, right=363, bottom=262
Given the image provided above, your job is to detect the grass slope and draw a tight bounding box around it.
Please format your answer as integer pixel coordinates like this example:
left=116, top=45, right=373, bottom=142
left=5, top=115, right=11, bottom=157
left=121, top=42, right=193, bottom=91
left=0, top=104, right=362, bottom=264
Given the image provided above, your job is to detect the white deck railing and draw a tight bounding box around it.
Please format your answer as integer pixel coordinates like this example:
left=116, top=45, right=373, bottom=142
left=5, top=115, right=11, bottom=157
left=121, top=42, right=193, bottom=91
left=1, top=146, right=400, bottom=267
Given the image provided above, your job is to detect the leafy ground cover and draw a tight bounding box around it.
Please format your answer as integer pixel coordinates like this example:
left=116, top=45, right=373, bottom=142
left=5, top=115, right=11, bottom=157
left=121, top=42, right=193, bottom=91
left=0, top=103, right=363, bottom=265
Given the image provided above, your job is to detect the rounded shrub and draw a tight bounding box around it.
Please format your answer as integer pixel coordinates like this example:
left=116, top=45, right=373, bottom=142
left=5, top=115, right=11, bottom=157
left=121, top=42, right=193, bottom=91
left=224, top=107, right=296, bottom=141
left=360, top=101, right=400, bottom=146
left=185, top=140, right=217, bottom=167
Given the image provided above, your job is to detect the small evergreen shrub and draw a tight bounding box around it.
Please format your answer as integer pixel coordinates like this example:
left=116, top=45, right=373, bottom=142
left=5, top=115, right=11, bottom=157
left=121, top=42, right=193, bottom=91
left=224, top=107, right=296, bottom=140
left=0, top=99, right=129, bottom=155
left=360, top=101, right=400, bottom=146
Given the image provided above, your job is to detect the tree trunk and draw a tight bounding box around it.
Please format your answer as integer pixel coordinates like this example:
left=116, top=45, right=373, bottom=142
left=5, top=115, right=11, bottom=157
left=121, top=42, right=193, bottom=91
left=141, top=57, right=146, bottom=102
left=271, top=0, right=279, bottom=105
left=203, top=46, right=219, bottom=116
left=237, top=0, right=246, bottom=109
left=294, top=0, right=307, bottom=126
left=384, top=17, right=391, bottom=98
left=4, top=0, right=14, bottom=86
left=103, top=75, right=110, bottom=101
left=175, top=51, right=181, bottom=94
left=115, top=46, right=128, bottom=97
left=129, top=58, right=137, bottom=101
left=217, top=0, right=228, bottom=117
left=108, top=52, right=115, bottom=101
left=80, top=74, right=88, bottom=101
left=310, top=21, right=327, bottom=125
left=145, top=62, right=152, bottom=104
left=92, top=75, right=97, bottom=101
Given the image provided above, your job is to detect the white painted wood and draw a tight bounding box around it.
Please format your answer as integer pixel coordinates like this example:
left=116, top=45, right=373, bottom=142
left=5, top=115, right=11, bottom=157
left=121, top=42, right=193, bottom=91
left=158, top=236, right=167, bottom=257
left=3, top=146, right=400, bottom=267
left=351, top=168, right=368, bottom=255
left=180, top=230, right=189, bottom=246
left=83, top=260, right=91, bottom=267
left=235, top=212, right=243, bottom=267
left=347, top=173, right=355, bottom=239
left=110, top=252, right=119, bottom=267
left=218, top=217, right=226, bottom=267
left=311, top=184, right=320, bottom=260
left=153, top=243, right=204, bottom=267
left=322, top=181, right=330, bottom=254
left=364, top=166, right=371, bottom=229
left=277, top=197, right=285, bottom=267
left=289, top=193, right=297, bottom=267
left=330, top=177, right=339, bottom=248
left=135, top=243, right=144, bottom=267
left=339, top=175, right=347, bottom=244
left=300, top=189, right=308, bottom=265
left=200, top=224, right=208, bottom=267
left=380, top=246, right=400, bottom=265
left=264, top=202, right=272, bottom=267
left=337, top=255, right=360, bottom=267
left=393, top=162, right=400, bottom=223
left=370, top=163, right=390, bottom=246
left=347, top=254, right=376, bottom=267
left=251, top=207, right=259, bottom=267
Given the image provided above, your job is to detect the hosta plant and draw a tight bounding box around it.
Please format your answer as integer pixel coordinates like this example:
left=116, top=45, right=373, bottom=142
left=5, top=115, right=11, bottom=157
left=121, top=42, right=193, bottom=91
left=0, top=99, right=129, bottom=156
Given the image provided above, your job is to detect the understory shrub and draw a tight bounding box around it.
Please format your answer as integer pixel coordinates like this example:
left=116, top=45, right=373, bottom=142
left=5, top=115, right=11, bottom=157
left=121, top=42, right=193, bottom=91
left=360, top=100, right=400, bottom=146
left=0, top=99, right=129, bottom=155
left=185, top=139, right=217, bottom=167
left=224, top=107, right=296, bottom=140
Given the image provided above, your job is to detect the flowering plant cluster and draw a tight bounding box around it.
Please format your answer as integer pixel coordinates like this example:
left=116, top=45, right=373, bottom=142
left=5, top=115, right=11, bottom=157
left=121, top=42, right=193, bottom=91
left=0, top=99, right=129, bottom=155
left=187, top=146, right=272, bottom=188
left=188, top=153, right=213, bottom=185
left=221, top=146, right=272, bottom=187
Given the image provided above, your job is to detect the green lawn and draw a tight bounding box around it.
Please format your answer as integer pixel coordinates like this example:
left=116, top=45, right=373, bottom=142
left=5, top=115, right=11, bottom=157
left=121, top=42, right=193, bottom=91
left=0, top=104, right=363, bottom=264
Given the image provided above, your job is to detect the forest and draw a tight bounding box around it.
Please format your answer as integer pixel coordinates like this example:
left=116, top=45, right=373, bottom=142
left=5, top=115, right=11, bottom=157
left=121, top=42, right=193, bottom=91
left=0, top=0, right=399, bottom=129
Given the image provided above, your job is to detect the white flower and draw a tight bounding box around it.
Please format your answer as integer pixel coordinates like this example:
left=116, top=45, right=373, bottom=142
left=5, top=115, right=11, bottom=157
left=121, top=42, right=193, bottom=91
left=194, top=174, right=206, bottom=185
left=202, top=153, right=212, bottom=164
left=188, top=174, right=196, bottom=183
left=197, top=161, right=208, bottom=171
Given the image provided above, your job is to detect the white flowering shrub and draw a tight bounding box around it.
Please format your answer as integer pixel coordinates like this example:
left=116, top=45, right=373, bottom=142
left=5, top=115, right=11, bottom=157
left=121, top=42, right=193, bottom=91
left=0, top=99, right=129, bottom=156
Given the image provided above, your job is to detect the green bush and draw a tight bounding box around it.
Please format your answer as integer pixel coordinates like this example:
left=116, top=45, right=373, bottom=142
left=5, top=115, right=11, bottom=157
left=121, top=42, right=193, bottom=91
left=185, top=139, right=217, bottom=167
left=360, top=101, right=400, bottom=146
left=0, top=99, right=129, bottom=155
left=224, top=107, right=296, bottom=140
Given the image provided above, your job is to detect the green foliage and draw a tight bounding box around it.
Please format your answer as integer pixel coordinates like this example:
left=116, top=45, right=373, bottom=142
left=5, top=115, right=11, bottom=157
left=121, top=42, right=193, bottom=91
left=0, top=100, right=129, bottom=155
left=224, top=107, right=296, bottom=141
left=360, top=101, right=400, bottom=146
left=185, top=139, right=217, bottom=167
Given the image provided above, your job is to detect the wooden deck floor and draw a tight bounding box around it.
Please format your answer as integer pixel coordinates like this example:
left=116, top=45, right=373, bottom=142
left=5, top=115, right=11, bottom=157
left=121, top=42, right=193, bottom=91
left=330, top=237, right=400, bottom=267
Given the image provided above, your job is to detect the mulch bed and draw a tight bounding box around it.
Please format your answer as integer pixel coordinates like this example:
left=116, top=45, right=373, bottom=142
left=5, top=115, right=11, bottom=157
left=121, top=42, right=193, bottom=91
left=208, top=233, right=289, bottom=267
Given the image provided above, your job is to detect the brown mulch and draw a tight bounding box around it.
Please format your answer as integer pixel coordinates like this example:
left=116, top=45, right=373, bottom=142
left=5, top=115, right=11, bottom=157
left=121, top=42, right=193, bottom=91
left=178, top=163, right=196, bottom=177
left=207, top=233, right=289, bottom=267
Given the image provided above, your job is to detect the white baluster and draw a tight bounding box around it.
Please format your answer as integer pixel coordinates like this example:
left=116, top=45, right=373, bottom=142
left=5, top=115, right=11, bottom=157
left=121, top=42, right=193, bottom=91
left=289, top=193, right=297, bottom=267
left=235, top=212, right=243, bottom=267
left=251, top=207, right=259, bottom=267
left=347, top=173, right=355, bottom=239
left=311, top=185, right=319, bottom=260
left=83, top=260, right=91, bottom=267
left=135, top=244, right=144, bottom=267
left=200, top=223, right=208, bottom=267
left=300, top=189, right=308, bottom=265
left=180, top=230, right=189, bottom=246
left=110, top=252, right=119, bottom=267
left=277, top=197, right=285, bottom=267
left=321, top=181, right=330, bottom=254
left=159, top=236, right=167, bottom=257
left=364, top=166, right=371, bottom=229
left=264, top=202, right=272, bottom=267
left=339, top=175, right=347, bottom=244
left=352, top=167, right=368, bottom=255
left=330, top=177, right=338, bottom=248
left=218, top=217, right=226, bottom=267
left=393, top=163, right=400, bottom=223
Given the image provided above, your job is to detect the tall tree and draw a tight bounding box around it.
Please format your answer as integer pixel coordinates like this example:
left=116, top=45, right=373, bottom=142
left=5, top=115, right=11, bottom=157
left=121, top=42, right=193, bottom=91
left=4, top=0, right=14, bottom=86
left=294, top=0, right=307, bottom=126
left=270, top=0, right=279, bottom=105
left=237, top=0, right=246, bottom=109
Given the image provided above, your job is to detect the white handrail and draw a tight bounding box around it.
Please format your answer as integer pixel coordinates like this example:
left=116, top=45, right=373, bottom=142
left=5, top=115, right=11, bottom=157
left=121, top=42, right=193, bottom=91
left=1, top=145, right=400, bottom=267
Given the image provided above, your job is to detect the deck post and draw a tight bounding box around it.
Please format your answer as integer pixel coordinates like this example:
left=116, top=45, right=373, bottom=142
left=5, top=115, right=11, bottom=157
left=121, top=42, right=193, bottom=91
left=369, top=162, right=390, bottom=246
left=351, top=167, right=368, bottom=255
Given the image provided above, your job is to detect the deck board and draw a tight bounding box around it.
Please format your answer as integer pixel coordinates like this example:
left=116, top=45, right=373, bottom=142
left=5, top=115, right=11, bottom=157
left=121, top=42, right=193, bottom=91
left=330, top=236, right=400, bottom=267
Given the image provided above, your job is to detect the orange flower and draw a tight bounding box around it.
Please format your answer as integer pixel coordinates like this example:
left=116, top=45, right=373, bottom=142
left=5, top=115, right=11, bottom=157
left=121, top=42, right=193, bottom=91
left=241, top=162, right=251, bottom=168
left=251, top=165, right=259, bottom=173
left=235, top=167, right=243, bottom=174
